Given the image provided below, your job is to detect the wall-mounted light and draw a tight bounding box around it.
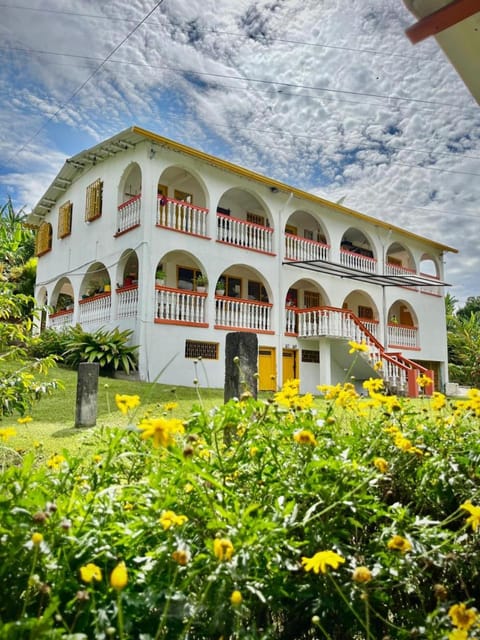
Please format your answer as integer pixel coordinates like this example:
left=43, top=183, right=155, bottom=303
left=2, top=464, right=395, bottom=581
left=270, top=186, right=279, bottom=193
left=149, top=148, right=156, bottom=159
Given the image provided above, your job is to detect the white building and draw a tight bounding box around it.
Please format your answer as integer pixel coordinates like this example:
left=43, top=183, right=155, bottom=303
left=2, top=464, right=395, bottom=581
left=29, top=126, right=457, bottom=396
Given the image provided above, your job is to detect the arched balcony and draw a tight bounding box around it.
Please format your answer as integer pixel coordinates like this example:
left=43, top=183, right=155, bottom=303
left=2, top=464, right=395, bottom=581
left=387, top=301, right=419, bottom=350
left=284, top=211, right=330, bottom=263
left=116, top=163, right=142, bottom=235
left=48, top=278, right=74, bottom=330
left=157, top=167, right=209, bottom=238
left=340, top=228, right=377, bottom=273
left=79, top=262, right=112, bottom=328
left=216, top=189, right=274, bottom=254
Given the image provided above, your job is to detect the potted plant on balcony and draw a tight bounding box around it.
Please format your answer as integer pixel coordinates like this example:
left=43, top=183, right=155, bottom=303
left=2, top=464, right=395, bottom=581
left=196, top=274, right=207, bottom=292
left=155, top=269, right=166, bottom=286
left=215, top=279, right=225, bottom=296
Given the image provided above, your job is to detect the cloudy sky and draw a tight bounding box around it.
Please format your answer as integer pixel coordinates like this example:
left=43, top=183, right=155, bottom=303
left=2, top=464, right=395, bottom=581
left=1, top=0, right=479, bottom=305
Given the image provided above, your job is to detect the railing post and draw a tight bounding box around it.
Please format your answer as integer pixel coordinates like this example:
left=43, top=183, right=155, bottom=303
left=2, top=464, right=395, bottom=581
left=407, top=369, right=419, bottom=398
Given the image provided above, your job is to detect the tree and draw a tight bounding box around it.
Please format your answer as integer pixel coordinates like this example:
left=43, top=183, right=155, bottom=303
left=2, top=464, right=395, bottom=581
left=0, top=196, right=36, bottom=296
left=456, top=296, right=480, bottom=322
left=448, top=312, right=480, bottom=387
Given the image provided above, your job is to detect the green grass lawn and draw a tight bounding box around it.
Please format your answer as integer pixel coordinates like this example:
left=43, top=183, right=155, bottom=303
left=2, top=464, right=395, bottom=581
left=6, top=365, right=225, bottom=457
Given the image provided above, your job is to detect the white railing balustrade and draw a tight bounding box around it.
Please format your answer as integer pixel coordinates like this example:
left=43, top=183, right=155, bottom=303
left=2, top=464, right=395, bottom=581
left=117, top=195, right=141, bottom=234
left=215, top=297, right=272, bottom=332
left=387, top=324, right=419, bottom=349
left=385, top=262, right=418, bottom=289
left=157, top=197, right=208, bottom=237
left=48, top=309, right=74, bottom=330
left=340, top=249, right=377, bottom=273
left=284, top=234, right=330, bottom=262
left=117, top=285, right=138, bottom=318
left=155, top=288, right=207, bottom=324
left=217, top=214, right=274, bottom=253
left=285, top=307, right=297, bottom=334
left=79, top=293, right=111, bottom=327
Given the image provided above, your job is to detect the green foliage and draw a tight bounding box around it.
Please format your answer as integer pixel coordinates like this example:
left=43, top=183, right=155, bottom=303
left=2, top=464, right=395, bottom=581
left=62, top=326, right=138, bottom=375
left=0, top=197, right=35, bottom=288
left=448, top=313, right=480, bottom=386
left=1, top=380, right=480, bottom=638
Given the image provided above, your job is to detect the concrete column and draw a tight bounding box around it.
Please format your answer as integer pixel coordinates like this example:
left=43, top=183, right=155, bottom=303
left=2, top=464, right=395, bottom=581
left=319, top=338, right=331, bottom=386
left=75, top=362, right=99, bottom=427
left=224, top=332, right=258, bottom=402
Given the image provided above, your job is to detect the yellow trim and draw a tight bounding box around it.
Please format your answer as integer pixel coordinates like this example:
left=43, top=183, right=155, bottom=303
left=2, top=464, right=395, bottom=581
left=132, top=126, right=457, bottom=254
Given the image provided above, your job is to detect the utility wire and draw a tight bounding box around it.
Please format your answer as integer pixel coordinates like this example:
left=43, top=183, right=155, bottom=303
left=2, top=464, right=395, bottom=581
left=13, top=0, right=166, bottom=159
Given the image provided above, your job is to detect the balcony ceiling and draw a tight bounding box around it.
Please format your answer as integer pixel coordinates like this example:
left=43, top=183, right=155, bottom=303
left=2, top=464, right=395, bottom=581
left=404, top=0, right=480, bottom=104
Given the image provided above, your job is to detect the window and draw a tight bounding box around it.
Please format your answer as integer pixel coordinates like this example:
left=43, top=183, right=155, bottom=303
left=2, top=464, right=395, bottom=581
left=35, top=222, right=53, bottom=256
left=285, top=224, right=297, bottom=235
left=158, top=183, right=168, bottom=197
left=85, top=179, right=103, bottom=222
left=304, top=291, right=320, bottom=308
left=303, top=229, right=314, bottom=240
left=225, top=275, right=241, bottom=298
left=246, top=212, right=265, bottom=226
left=185, top=340, right=219, bottom=360
left=177, top=266, right=202, bottom=291
left=58, top=201, right=72, bottom=238
left=248, top=280, right=268, bottom=302
left=174, top=189, right=192, bottom=204
left=302, top=350, right=320, bottom=363
left=358, top=306, right=374, bottom=319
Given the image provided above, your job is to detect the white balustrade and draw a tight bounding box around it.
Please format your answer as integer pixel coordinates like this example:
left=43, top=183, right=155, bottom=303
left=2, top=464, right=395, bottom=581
left=79, top=293, right=111, bottom=327
left=215, top=298, right=272, bottom=332
left=48, top=309, right=74, bottom=330
left=285, top=307, right=297, bottom=334
left=385, top=262, right=418, bottom=289
left=157, top=197, right=208, bottom=237
left=117, top=285, right=138, bottom=318
left=156, top=288, right=206, bottom=324
left=419, top=273, right=443, bottom=297
left=284, top=234, right=330, bottom=262
left=340, top=249, right=377, bottom=273
left=387, top=324, right=419, bottom=349
left=217, top=214, right=274, bottom=253
left=117, top=195, right=141, bottom=233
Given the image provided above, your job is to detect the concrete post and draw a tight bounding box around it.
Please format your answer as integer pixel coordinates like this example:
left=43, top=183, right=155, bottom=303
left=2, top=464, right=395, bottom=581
left=75, top=362, right=100, bottom=427
left=224, top=332, right=258, bottom=402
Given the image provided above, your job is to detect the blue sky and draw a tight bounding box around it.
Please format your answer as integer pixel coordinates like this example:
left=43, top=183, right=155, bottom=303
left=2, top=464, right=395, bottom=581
left=1, top=0, right=479, bottom=305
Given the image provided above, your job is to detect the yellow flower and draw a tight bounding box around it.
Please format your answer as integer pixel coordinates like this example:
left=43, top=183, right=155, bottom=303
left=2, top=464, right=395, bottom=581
left=293, top=429, right=317, bottom=446
left=373, top=457, right=388, bottom=473
left=301, top=550, right=345, bottom=574
left=17, top=416, right=32, bottom=424
left=138, top=417, right=184, bottom=448
left=352, top=566, right=372, bottom=583
left=449, top=603, right=477, bottom=631
left=373, top=360, right=383, bottom=371
left=448, top=629, right=468, bottom=640
left=230, top=590, right=243, bottom=606
left=348, top=340, right=369, bottom=354
left=213, top=538, right=234, bottom=561
left=387, top=535, right=412, bottom=554
left=80, top=563, right=103, bottom=584
left=159, top=510, right=188, bottom=530
left=431, top=392, right=446, bottom=410
left=31, top=532, right=43, bottom=546
left=47, top=454, right=66, bottom=470
left=0, top=427, right=17, bottom=441
left=163, top=401, right=178, bottom=411
left=363, top=378, right=384, bottom=394
left=110, top=561, right=128, bottom=590
left=249, top=446, right=259, bottom=457
left=460, top=500, right=480, bottom=532
left=115, top=393, right=140, bottom=415
left=416, top=374, right=433, bottom=388
left=172, top=549, right=190, bottom=566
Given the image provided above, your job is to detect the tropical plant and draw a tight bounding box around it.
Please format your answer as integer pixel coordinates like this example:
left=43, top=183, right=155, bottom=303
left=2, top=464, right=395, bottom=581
left=62, top=326, right=138, bottom=375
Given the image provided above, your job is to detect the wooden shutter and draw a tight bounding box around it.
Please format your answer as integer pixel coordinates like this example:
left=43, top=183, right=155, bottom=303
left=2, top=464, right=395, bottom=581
left=85, top=179, right=103, bottom=221
left=58, top=201, right=72, bottom=238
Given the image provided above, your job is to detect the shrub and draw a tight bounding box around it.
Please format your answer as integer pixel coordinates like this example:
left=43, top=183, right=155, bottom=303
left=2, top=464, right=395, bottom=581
left=1, top=372, right=480, bottom=638
left=62, top=326, right=138, bottom=375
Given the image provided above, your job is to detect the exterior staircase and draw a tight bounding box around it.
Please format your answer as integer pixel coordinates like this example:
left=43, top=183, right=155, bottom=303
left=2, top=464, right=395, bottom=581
left=295, top=306, right=434, bottom=397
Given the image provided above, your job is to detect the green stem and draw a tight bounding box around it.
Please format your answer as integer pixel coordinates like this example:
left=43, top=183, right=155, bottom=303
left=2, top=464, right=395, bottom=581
left=328, top=573, right=373, bottom=640
left=20, top=546, right=39, bottom=619
left=154, top=567, right=179, bottom=640
left=117, top=591, right=125, bottom=640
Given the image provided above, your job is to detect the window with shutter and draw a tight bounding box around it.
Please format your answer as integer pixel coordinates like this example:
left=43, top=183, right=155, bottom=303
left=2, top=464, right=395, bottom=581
left=35, top=222, right=53, bottom=256
left=85, top=179, right=103, bottom=222
left=58, top=201, right=72, bottom=238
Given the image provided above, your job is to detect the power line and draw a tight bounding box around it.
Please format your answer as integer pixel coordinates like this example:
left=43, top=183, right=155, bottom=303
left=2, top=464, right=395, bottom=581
left=12, top=0, right=166, bottom=159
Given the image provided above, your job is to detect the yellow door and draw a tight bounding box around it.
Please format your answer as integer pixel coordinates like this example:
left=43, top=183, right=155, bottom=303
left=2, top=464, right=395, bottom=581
left=282, top=349, right=297, bottom=384
left=258, top=347, right=276, bottom=391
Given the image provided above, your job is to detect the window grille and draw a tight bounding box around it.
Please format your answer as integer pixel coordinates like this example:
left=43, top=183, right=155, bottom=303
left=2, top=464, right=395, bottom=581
left=301, top=349, right=320, bottom=363
left=246, top=212, right=265, bottom=226
left=185, top=340, right=219, bottom=360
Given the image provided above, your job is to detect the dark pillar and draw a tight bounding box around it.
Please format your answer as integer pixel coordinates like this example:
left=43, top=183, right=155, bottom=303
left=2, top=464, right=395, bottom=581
left=224, top=332, right=258, bottom=402
left=75, top=362, right=99, bottom=427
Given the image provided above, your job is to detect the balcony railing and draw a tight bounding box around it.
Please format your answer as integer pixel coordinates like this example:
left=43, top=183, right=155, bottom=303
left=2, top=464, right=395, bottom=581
left=284, top=234, right=330, bottom=262
left=157, top=196, right=209, bottom=237
left=155, top=287, right=207, bottom=325
left=385, top=262, right=418, bottom=290
left=297, top=307, right=369, bottom=341
left=387, top=323, right=419, bottom=349
left=79, top=292, right=111, bottom=327
left=117, top=194, right=141, bottom=234
left=215, top=297, right=273, bottom=332
left=340, top=249, right=377, bottom=273
left=48, top=308, right=74, bottom=330
left=217, top=214, right=274, bottom=254
left=117, top=285, right=138, bottom=318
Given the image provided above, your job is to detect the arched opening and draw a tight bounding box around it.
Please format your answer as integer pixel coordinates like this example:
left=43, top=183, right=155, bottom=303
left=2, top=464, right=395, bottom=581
left=116, top=163, right=142, bottom=234
left=386, top=242, right=416, bottom=272
left=216, top=188, right=273, bottom=253
left=157, top=166, right=208, bottom=237
left=342, top=290, right=379, bottom=339
left=340, top=228, right=376, bottom=272
left=387, top=300, right=419, bottom=349
left=285, top=210, right=329, bottom=261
